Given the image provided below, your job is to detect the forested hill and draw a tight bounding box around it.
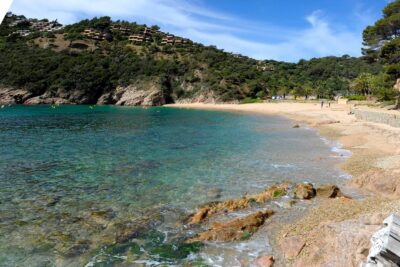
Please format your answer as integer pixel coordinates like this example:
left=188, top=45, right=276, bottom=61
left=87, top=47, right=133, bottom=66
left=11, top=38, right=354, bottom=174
left=0, top=13, right=383, bottom=105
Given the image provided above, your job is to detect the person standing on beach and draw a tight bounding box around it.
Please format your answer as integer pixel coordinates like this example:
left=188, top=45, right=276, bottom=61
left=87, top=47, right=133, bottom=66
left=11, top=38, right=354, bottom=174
left=320, top=99, right=324, bottom=109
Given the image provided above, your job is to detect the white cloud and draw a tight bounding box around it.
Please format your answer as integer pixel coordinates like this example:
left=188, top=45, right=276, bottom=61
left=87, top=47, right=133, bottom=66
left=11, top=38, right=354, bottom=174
left=8, top=0, right=364, bottom=62
left=177, top=11, right=361, bottom=62
left=0, top=0, right=13, bottom=24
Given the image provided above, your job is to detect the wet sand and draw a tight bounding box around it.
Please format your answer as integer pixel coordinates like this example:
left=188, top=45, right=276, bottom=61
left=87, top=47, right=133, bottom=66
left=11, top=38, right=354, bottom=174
left=166, top=102, right=400, bottom=266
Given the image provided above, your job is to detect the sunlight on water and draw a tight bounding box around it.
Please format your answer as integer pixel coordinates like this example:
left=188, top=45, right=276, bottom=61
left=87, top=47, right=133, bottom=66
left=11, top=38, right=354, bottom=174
left=0, top=105, right=348, bottom=266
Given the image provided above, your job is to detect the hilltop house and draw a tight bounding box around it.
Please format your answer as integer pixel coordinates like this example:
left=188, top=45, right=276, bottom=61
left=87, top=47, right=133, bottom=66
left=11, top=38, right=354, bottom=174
left=82, top=29, right=108, bottom=41
left=161, top=34, right=175, bottom=45
left=128, top=33, right=151, bottom=43
left=160, top=34, right=190, bottom=46
left=29, top=20, right=63, bottom=32
left=110, top=25, right=132, bottom=35
left=128, top=27, right=155, bottom=43
left=15, top=29, right=31, bottom=37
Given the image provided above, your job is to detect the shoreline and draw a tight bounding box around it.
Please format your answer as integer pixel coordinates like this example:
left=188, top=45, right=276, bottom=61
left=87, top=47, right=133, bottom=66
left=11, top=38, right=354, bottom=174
left=165, top=102, right=400, bottom=266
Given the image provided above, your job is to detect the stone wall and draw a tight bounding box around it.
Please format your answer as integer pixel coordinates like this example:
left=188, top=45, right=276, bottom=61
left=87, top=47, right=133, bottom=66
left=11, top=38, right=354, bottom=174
left=352, top=108, right=400, bottom=128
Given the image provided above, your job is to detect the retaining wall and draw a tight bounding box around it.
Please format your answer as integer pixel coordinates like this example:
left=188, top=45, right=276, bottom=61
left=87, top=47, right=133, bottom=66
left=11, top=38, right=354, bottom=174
left=352, top=108, right=400, bottom=128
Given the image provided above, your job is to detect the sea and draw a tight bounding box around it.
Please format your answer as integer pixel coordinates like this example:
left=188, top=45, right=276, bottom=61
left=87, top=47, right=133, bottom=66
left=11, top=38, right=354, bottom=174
left=0, top=105, right=351, bottom=266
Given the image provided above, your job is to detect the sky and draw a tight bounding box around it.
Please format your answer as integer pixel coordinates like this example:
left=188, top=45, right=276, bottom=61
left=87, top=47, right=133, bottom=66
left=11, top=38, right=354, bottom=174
left=3, top=0, right=390, bottom=62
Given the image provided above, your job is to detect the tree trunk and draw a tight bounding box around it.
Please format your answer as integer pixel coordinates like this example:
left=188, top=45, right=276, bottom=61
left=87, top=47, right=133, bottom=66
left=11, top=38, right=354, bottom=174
left=395, top=95, right=400, bottom=110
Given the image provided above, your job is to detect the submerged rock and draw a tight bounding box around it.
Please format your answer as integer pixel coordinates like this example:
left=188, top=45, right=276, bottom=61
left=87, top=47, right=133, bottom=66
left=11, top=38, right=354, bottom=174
left=45, top=195, right=62, bottom=207
left=89, top=208, right=116, bottom=226
left=187, top=210, right=274, bottom=242
left=63, top=242, right=90, bottom=257
left=147, top=242, right=203, bottom=261
left=294, top=183, right=316, bottom=199
left=115, top=210, right=163, bottom=243
left=206, top=188, right=223, bottom=199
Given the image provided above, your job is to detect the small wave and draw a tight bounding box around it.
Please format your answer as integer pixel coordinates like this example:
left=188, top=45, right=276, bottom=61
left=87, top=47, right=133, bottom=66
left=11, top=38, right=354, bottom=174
left=339, top=173, right=352, bottom=179
left=271, top=163, right=295, bottom=169
left=320, top=137, right=352, bottom=158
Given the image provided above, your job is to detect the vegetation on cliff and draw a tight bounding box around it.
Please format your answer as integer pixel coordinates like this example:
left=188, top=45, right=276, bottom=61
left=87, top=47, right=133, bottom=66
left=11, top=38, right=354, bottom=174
left=0, top=7, right=396, bottom=105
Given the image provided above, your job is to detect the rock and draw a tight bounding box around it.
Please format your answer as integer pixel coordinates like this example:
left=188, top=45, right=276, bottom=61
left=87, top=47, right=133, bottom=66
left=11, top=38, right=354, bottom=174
left=113, top=80, right=168, bottom=106
left=254, top=255, right=274, bottom=267
left=187, top=210, right=274, bottom=242
left=89, top=209, right=116, bottom=225
left=45, top=195, right=62, bottom=207
left=252, top=183, right=290, bottom=203
left=188, top=199, right=250, bottom=225
left=279, top=199, right=297, bottom=209
left=292, top=124, right=300, bottom=128
left=115, top=209, right=163, bottom=243
left=281, top=236, right=306, bottom=259
left=24, top=96, right=71, bottom=105
left=0, top=87, right=32, bottom=104
left=188, top=183, right=289, bottom=225
left=294, top=183, right=316, bottom=199
left=316, top=184, right=343, bottom=198
left=289, top=216, right=382, bottom=267
left=188, top=207, right=209, bottom=225
left=63, top=242, right=90, bottom=257
left=96, top=92, right=115, bottom=105
left=350, top=169, right=400, bottom=199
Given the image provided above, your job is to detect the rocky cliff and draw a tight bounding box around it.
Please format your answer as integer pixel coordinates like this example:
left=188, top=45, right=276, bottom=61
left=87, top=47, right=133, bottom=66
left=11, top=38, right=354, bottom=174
left=0, top=78, right=218, bottom=106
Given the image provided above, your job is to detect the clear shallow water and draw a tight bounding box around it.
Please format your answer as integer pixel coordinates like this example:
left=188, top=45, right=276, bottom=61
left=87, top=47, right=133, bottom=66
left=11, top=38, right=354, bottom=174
left=0, top=105, right=348, bottom=266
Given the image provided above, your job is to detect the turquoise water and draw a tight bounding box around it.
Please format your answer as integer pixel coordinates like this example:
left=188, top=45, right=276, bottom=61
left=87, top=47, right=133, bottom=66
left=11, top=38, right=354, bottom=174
left=0, top=105, right=348, bottom=266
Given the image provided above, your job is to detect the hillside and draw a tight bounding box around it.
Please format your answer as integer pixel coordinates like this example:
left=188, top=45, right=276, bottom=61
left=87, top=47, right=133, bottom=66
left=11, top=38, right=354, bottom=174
left=0, top=13, right=383, bottom=105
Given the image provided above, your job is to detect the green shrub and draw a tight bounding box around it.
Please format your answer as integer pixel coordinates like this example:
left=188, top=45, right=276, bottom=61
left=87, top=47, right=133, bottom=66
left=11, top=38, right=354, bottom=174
left=347, top=95, right=367, bottom=101
left=272, top=189, right=285, bottom=197
left=241, top=97, right=263, bottom=104
left=240, top=230, right=253, bottom=240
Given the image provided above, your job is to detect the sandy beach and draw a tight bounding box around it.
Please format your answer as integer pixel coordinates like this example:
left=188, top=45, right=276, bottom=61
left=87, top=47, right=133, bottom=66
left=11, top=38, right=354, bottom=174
left=166, top=102, right=400, bottom=266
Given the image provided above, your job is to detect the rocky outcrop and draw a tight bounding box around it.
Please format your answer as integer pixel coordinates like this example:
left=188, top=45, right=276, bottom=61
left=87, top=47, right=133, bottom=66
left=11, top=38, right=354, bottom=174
left=350, top=169, right=400, bottom=199
left=0, top=78, right=220, bottom=106
left=286, top=213, right=388, bottom=267
left=294, top=183, right=316, bottom=199
left=24, top=96, right=71, bottom=105
left=187, top=210, right=274, bottom=242
left=188, top=183, right=289, bottom=225
left=114, top=86, right=166, bottom=106
left=188, top=183, right=346, bottom=225
left=0, top=87, right=32, bottom=104
left=97, top=79, right=170, bottom=106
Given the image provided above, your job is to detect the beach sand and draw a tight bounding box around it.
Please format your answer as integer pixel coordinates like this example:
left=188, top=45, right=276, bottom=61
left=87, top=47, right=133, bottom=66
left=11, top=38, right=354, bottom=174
left=166, top=102, right=400, bottom=266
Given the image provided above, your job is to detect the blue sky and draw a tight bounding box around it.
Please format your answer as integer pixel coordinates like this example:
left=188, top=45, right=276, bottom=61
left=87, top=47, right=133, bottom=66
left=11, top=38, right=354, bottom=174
left=5, top=0, right=389, bottom=62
